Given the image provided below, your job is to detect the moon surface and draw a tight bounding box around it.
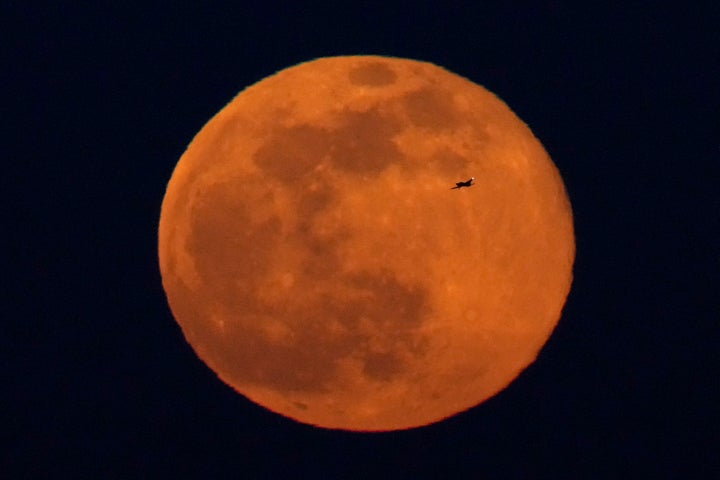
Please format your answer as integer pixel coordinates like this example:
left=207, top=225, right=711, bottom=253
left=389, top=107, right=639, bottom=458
left=158, top=56, right=574, bottom=431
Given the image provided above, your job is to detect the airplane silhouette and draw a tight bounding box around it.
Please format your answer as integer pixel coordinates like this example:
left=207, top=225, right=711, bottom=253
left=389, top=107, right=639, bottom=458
left=450, top=177, right=474, bottom=189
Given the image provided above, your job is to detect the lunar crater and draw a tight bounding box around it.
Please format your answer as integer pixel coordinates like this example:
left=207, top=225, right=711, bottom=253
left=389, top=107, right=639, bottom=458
left=348, top=61, right=398, bottom=87
left=401, top=87, right=461, bottom=130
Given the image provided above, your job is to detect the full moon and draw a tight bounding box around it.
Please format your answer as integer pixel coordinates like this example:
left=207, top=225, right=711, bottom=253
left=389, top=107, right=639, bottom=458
left=159, top=56, right=574, bottom=431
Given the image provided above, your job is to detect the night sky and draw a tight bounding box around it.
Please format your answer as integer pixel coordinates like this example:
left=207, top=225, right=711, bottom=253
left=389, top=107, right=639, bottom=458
left=7, top=3, right=718, bottom=478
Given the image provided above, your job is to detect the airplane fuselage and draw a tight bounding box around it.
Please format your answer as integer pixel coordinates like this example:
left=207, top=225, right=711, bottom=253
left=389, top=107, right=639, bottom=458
left=451, top=177, right=474, bottom=189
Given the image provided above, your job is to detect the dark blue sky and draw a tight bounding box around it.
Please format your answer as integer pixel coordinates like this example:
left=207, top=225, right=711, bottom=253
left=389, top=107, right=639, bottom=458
left=7, top=2, right=718, bottom=478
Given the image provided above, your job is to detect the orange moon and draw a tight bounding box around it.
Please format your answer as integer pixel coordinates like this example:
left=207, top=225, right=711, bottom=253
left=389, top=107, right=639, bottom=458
left=158, top=56, right=574, bottom=431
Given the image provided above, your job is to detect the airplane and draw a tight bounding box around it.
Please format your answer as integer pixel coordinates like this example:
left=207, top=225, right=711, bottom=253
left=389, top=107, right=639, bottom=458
left=450, top=177, right=475, bottom=189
